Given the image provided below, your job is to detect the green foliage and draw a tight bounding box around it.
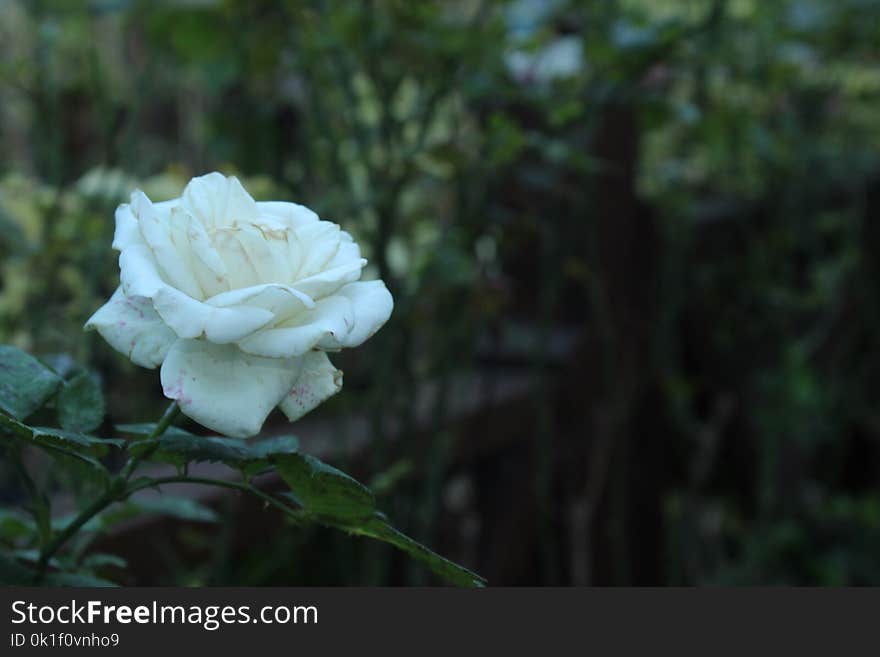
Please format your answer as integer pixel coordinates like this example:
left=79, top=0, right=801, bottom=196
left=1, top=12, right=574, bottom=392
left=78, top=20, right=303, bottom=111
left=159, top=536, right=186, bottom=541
left=0, top=343, right=484, bottom=587
left=273, top=454, right=484, bottom=586
left=0, top=551, right=36, bottom=585
left=57, top=372, right=105, bottom=433
left=103, top=498, right=218, bottom=525
left=275, top=453, right=375, bottom=523
left=0, top=345, right=62, bottom=420
left=353, top=515, right=486, bottom=589
left=120, top=424, right=300, bottom=476
left=0, top=346, right=117, bottom=474
left=0, top=509, right=35, bottom=545
left=0, top=413, right=120, bottom=467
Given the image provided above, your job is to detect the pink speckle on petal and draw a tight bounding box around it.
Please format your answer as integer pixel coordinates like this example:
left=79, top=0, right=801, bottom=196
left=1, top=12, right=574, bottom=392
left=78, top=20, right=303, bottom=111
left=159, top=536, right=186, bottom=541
left=288, top=384, right=320, bottom=410
left=164, top=372, right=191, bottom=406
left=124, top=298, right=145, bottom=319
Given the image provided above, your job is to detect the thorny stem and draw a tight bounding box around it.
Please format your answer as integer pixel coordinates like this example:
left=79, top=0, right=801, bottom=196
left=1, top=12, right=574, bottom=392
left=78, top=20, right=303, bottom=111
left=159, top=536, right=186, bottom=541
left=126, top=476, right=299, bottom=521
left=119, top=402, right=181, bottom=479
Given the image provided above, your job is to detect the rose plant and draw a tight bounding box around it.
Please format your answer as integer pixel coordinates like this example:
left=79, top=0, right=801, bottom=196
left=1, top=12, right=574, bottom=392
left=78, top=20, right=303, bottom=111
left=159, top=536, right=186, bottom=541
left=0, top=174, right=484, bottom=587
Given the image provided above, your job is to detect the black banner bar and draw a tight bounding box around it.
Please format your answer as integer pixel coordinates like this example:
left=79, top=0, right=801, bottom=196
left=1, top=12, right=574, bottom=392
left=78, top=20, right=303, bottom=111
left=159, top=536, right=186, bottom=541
left=0, top=588, right=875, bottom=654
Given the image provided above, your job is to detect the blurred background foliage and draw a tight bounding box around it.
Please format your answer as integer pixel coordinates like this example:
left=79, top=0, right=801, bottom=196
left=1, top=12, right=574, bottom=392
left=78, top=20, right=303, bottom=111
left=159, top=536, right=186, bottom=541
left=1, top=0, right=880, bottom=585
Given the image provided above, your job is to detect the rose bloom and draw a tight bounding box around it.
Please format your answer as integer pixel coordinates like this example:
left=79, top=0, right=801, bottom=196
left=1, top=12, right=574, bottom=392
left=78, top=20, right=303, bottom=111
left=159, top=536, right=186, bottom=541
left=86, top=172, right=393, bottom=437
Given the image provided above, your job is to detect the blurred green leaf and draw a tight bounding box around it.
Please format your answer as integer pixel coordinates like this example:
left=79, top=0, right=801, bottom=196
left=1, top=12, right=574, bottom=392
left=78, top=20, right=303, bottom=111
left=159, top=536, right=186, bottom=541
left=369, top=459, right=414, bottom=496
left=81, top=553, right=128, bottom=570
left=0, top=200, right=29, bottom=256
left=11, top=548, right=60, bottom=569
left=0, top=345, right=62, bottom=420
left=1, top=551, right=108, bottom=587
left=0, top=551, right=35, bottom=585
left=57, top=372, right=105, bottom=433
left=0, top=509, right=37, bottom=544
left=44, top=572, right=118, bottom=587
left=104, top=496, right=218, bottom=525
left=52, top=496, right=218, bottom=540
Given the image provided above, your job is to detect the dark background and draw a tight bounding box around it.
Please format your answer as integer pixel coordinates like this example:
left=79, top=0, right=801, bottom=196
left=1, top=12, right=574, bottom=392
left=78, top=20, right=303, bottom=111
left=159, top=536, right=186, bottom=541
left=1, top=0, right=880, bottom=585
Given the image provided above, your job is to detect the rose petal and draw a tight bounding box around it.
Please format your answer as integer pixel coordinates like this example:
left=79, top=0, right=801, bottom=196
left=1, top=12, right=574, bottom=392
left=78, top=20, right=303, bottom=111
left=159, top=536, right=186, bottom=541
left=111, top=202, right=140, bottom=251
left=134, top=191, right=204, bottom=299
left=119, top=242, right=172, bottom=300
left=335, top=279, right=394, bottom=347
left=183, top=172, right=258, bottom=230
left=292, top=258, right=366, bottom=300
left=211, top=228, right=262, bottom=289
left=160, top=339, right=302, bottom=438
left=119, top=242, right=274, bottom=342
left=171, top=207, right=229, bottom=298
left=233, top=223, right=295, bottom=284
left=278, top=351, right=343, bottom=422
left=84, top=287, right=176, bottom=368
left=153, top=286, right=275, bottom=343
left=256, top=201, right=321, bottom=229
left=293, top=221, right=343, bottom=279
left=206, top=282, right=314, bottom=324
left=326, top=230, right=362, bottom=269
left=237, top=295, right=354, bottom=358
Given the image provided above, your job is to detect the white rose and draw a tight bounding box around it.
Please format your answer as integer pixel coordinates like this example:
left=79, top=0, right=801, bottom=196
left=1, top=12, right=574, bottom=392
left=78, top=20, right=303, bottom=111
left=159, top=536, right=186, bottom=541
left=85, top=172, right=393, bottom=437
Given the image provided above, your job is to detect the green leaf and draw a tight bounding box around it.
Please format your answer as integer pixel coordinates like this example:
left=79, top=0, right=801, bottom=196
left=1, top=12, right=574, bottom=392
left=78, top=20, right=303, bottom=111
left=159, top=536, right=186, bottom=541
left=119, top=423, right=298, bottom=473
left=269, top=452, right=484, bottom=586
left=349, top=513, right=487, bottom=588
left=0, top=413, right=125, bottom=456
left=0, top=554, right=117, bottom=588
left=45, top=571, right=118, bottom=587
left=29, top=426, right=122, bottom=452
left=273, top=453, right=375, bottom=523
left=137, top=497, right=218, bottom=522
left=57, top=372, right=105, bottom=433
left=0, top=413, right=121, bottom=460
left=0, top=345, right=62, bottom=420
left=137, top=432, right=252, bottom=465
left=81, top=553, right=127, bottom=570
left=54, top=497, right=219, bottom=537
left=246, top=435, right=302, bottom=460
left=117, top=427, right=485, bottom=587
left=105, top=496, right=219, bottom=524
